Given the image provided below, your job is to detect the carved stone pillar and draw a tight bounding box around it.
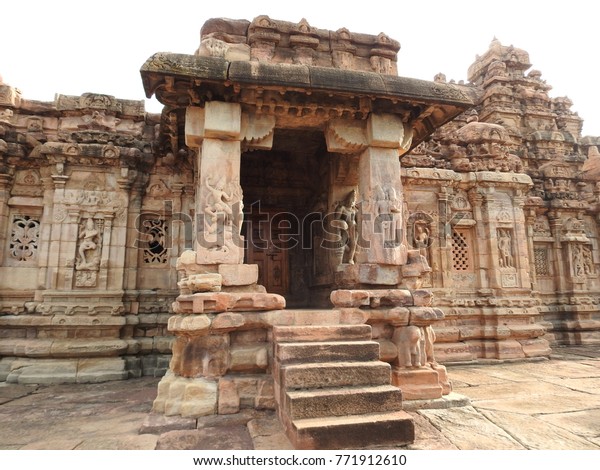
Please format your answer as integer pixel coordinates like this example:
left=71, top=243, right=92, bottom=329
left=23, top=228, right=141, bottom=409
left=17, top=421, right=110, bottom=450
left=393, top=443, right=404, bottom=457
left=153, top=105, right=282, bottom=418
left=358, top=113, right=410, bottom=266
left=186, top=102, right=245, bottom=266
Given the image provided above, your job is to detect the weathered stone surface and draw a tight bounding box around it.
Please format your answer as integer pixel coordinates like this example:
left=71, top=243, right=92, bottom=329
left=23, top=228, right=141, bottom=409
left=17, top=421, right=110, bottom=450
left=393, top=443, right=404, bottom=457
left=273, top=325, right=371, bottom=343
left=285, top=385, right=402, bottom=419
left=392, top=367, right=443, bottom=400
left=168, top=314, right=211, bottom=335
left=479, top=409, right=599, bottom=450
left=281, top=361, right=391, bottom=390
left=217, top=378, right=240, bottom=415
left=419, top=406, right=525, bottom=450
left=229, top=345, right=268, bottom=372
left=170, top=334, right=229, bottom=377
left=156, top=426, right=253, bottom=450
left=139, top=413, right=197, bottom=434
left=276, top=341, right=379, bottom=364
left=178, top=273, right=222, bottom=294
left=153, top=374, right=218, bottom=418
left=211, top=313, right=245, bottom=331
left=218, top=263, right=259, bottom=286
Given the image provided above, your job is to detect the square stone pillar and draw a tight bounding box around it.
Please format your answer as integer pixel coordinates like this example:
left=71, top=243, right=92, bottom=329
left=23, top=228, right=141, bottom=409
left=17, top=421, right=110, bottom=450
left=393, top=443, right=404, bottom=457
left=186, top=103, right=244, bottom=265
left=357, top=113, right=409, bottom=265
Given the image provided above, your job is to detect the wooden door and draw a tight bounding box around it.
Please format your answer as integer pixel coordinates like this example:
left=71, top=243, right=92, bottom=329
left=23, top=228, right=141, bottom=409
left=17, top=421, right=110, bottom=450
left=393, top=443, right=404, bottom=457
left=245, top=214, right=289, bottom=296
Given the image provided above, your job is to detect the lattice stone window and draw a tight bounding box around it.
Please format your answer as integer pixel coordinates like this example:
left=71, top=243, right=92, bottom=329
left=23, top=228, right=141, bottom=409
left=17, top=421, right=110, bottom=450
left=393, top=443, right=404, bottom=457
left=451, top=229, right=470, bottom=271
left=9, top=214, right=40, bottom=262
left=142, top=219, right=168, bottom=264
left=534, top=246, right=550, bottom=276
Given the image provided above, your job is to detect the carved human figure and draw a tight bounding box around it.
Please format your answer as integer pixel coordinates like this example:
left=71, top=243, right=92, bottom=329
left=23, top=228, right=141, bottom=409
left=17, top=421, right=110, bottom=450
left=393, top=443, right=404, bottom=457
left=498, top=229, right=514, bottom=268
left=333, top=189, right=358, bottom=264
left=573, top=245, right=585, bottom=276
left=205, top=176, right=234, bottom=231
left=413, top=223, right=430, bottom=258
left=582, top=246, right=594, bottom=275
left=373, top=185, right=402, bottom=246
left=77, top=218, right=100, bottom=269
left=392, top=325, right=425, bottom=368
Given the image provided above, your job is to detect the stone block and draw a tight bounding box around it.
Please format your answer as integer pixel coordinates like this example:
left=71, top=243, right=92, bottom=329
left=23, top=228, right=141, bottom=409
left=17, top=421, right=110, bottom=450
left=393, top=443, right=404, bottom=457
left=230, top=329, right=267, bottom=345
left=392, top=366, right=443, bottom=400
left=255, top=378, right=275, bottom=410
left=218, top=378, right=240, bottom=414
left=180, top=380, right=218, bottom=417
left=49, top=339, right=128, bottom=358
left=211, top=313, right=245, bottom=331
left=519, top=338, right=551, bottom=357
left=330, top=289, right=369, bottom=308
left=412, top=289, right=434, bottom=307
left=338, top=307, right=369, bottom=324
left=218, top=264, right=259, bottom=286
left=76, top=358, right=128, bottom=383
left=273, top=324, right=371, bottom=343
left=229, top=345, right=268, bottom=371
left=178, top=273, right=222, bottom=294
left=358, top=264, right=401, bottom=285
left=8, top=359, right=78, bottom=384
left=367, top=307, right=410, bottom=326
left=203, top=101, right=241, bottom=139
left=409, top=307, right=444, bottom=326
left=168, top=314, right=211, bottom=335
left=171, top=334, right=229, bottom=378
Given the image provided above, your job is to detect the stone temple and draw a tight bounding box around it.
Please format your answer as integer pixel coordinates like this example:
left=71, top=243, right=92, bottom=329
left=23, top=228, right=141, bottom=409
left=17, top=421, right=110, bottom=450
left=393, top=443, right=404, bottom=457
left=0, top=16, right=599, bottom=449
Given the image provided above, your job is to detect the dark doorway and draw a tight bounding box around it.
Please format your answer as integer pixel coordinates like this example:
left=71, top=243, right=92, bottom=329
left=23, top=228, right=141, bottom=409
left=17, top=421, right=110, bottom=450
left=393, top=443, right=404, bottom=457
left=241, top=128, right=330, bottom=307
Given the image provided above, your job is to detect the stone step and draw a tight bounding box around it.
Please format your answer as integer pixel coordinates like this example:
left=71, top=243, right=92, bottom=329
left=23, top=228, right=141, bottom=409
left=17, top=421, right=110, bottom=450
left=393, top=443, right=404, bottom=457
left=275, top=309, right=343, bottom=326
left=275, top=341, right=380, bottom=364
left=285, top=385, right=402, bottom=420
left=291, top=411, right=415, bottom=450
left=272, top=325, right=372, bottom=343
left=280, top=361, right=391, bottom=390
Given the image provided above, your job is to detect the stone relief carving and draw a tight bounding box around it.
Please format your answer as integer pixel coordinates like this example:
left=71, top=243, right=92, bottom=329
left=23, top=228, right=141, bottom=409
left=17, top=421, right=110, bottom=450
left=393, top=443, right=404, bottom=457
left=392, top=325, right=429, bottom=368
left=573, top=245, right=594, bottom=277
left=76, top=218, right=102, bottom=270
left=9, top=215, right=40, bottom=262
left=332, top=189, right=358, bottom=265
left=203, top=176, right=243, bottom=254
left=497, top=229, right=514, bottom=268
left=371, top=184, right=402, bottom=247
left=533, top=216, right=552, bottom=237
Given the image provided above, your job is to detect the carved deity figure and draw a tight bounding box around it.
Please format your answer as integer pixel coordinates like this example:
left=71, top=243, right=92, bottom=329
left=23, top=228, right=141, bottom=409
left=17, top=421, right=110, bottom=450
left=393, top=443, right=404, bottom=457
left=498, top=229, right=514, bottom=268
left=203, top=176, right=243, bottom=254
left=582, top=246, right=594, bottom=275
left=77, top=218, right=100, bottom=269
left=413, top=223, right=430, bottom=258
left=332, top=189, right=358, bottom=264
left=573, top=245, right=585, bottom=277
left=373, top=185, right=402, bottom=246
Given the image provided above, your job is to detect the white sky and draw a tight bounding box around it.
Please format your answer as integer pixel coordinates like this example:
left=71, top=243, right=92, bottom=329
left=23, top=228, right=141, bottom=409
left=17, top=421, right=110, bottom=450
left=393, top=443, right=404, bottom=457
left=1, top=0, right=598, bottom=136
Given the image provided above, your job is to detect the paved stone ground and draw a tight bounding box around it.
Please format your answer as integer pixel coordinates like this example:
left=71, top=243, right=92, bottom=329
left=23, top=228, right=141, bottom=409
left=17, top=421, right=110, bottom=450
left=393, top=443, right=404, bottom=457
left=0, top=345, right=598, bottom=450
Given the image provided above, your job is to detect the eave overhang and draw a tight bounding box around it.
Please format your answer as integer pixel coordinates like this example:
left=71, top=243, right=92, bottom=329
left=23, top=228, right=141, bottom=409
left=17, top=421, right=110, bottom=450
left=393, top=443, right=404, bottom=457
left=140, top=53, right=480, bottom=150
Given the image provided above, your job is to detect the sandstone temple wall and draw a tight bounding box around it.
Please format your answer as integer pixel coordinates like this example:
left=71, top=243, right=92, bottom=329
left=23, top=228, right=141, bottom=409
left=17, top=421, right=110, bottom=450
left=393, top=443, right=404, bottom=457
left=1, top=31, right=599, bottom=389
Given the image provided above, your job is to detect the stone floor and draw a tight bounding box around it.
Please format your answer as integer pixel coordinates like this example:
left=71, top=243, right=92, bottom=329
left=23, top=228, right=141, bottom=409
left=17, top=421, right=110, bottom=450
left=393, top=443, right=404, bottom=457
left=0, top=344, right=598, bottom=450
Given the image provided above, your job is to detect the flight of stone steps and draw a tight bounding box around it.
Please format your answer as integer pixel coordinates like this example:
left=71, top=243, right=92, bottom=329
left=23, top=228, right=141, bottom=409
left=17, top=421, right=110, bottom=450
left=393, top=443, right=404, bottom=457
left=272, top=312, right=414, bottom=449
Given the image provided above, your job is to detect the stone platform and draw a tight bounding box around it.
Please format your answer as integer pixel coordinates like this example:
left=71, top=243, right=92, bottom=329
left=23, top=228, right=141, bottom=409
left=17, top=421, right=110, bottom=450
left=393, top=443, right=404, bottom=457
left=0, top=345, right=598, bottom=450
